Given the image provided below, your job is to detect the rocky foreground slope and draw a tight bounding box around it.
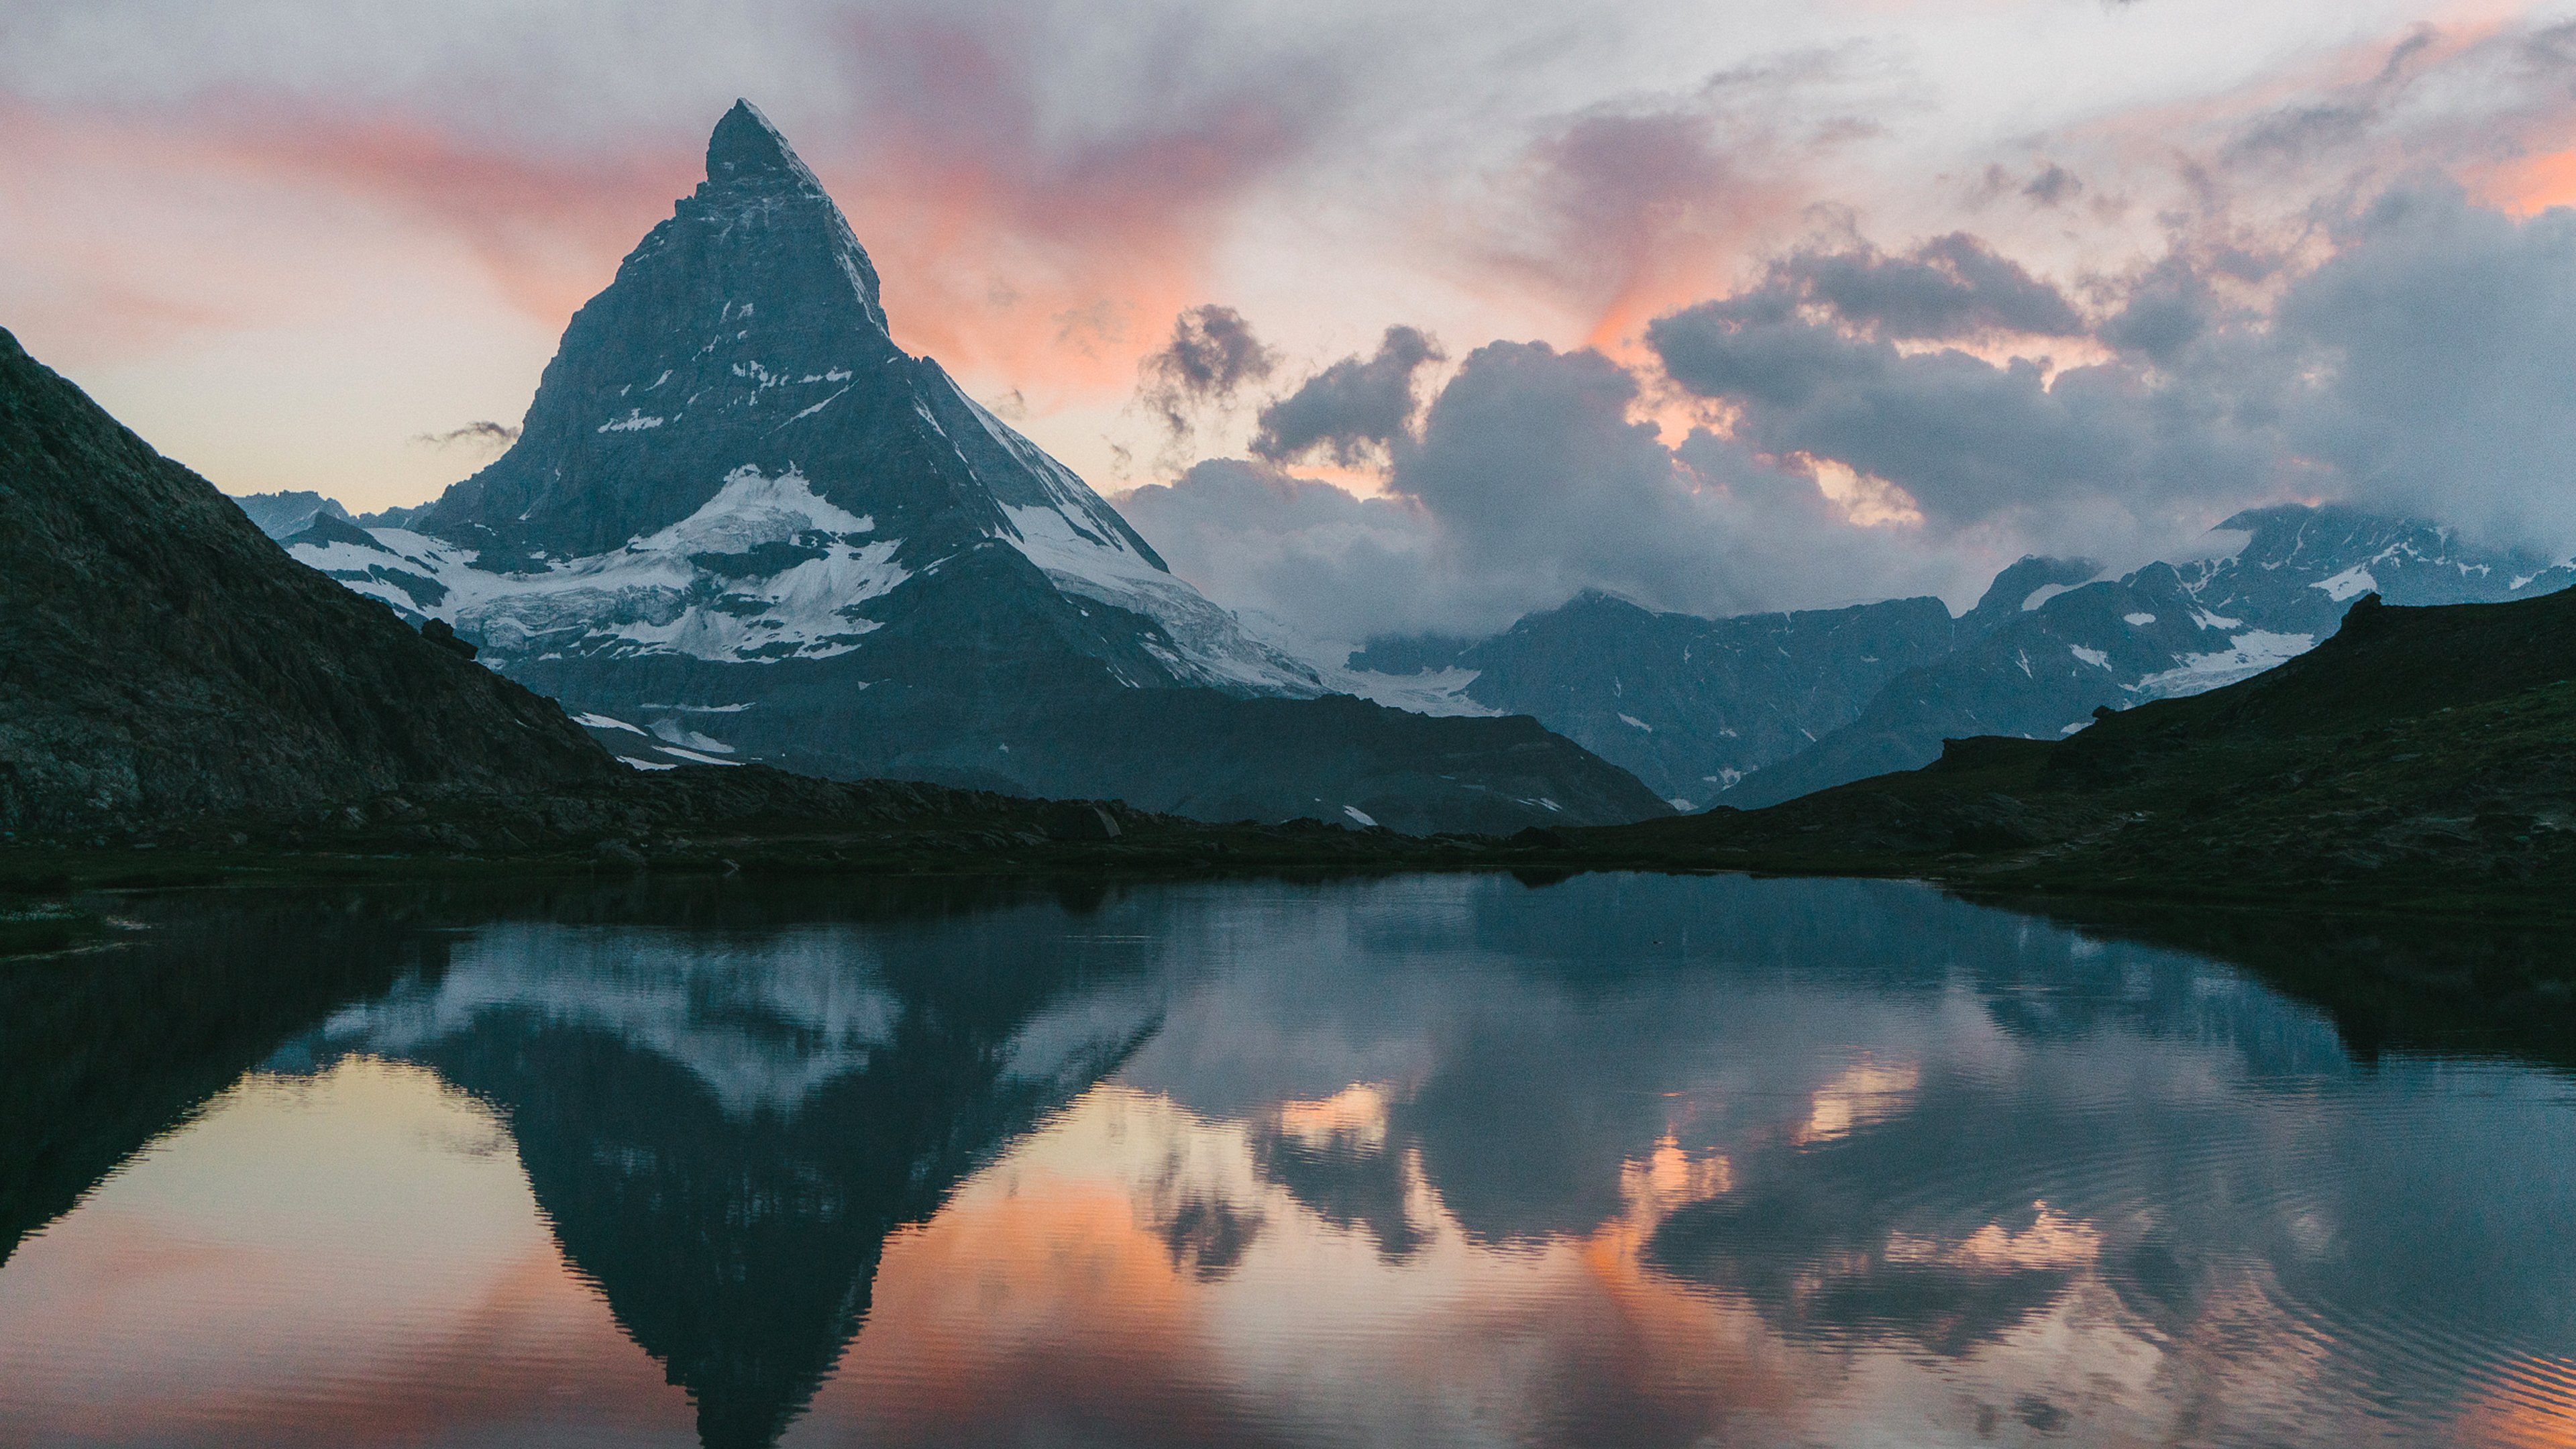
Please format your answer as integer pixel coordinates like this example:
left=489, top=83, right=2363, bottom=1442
left=0, top=328, right=619, bottom=836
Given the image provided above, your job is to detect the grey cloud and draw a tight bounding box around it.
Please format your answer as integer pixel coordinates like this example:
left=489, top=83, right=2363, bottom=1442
left=1648, top=180, right=2576, bottom=561
left=2222, top=28, right=2436, bottom=168
left=2094, top=254, right=2217, bottom=363
left=1138, top=305, right=1279, bottom=440
left=2276, top=182, right=2576, bottom=549
left=1750, top=233, right=2086, bottom=341
left=1126, top=342, right=1970, bottom=643
left=412, top=420, right=521, bottom=449
left=1250, top=325, right=1444, bottom=468
left=1647, top=305, right=2248, bottom=535
left=1119, top=460, right=1442, bottom=644
left=2022, top=162, right=2082, bottom=207
left=1389, top=341, right=1715, bottom=608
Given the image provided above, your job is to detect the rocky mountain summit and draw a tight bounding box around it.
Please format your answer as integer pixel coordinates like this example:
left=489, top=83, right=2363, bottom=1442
left=288, top=102, right=1663, bottom=832
left=0, top=328, right=616, bottom=837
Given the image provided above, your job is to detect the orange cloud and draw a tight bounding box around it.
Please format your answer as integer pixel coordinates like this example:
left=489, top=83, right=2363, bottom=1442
left=1469, top=107, right=1807, bottom=359
left=812, top=15, right=1334, bottom=405
left=2474, top=146, right=2576, bottom=216
left=5, top=54, right=1320, bottom=412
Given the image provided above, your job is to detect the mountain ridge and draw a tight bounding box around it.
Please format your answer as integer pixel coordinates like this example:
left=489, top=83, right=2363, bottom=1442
left=0, top=325, right=619, bottom=836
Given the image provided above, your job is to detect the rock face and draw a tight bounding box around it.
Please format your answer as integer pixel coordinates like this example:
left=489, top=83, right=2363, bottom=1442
left=1348, top=591, right=1962, bottom=809
left=289, top=101, right=1666, bottom=830
left=1727, top=505, right=2576, bottom=806
left=229, top=489, right=351, bottom=541
left=0, top=328, right=616, bottom=837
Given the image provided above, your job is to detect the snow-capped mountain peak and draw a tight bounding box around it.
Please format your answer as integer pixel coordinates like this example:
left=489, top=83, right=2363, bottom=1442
left=288, top=98, right=1320, bottom=761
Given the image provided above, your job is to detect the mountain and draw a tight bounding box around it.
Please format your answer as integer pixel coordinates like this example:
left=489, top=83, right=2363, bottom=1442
left=1332, top=557, right=2117, bottom=809
left=1580, top=584, right=2576, bottom=912
left=1334, top=506, right=2573, bottom=815
left=287, top=101, right=1664, bottom=831
left=1348, top=590, right=1961, bottom=808
left=1727, top=505, right=2576, bottom=806
left=0, top=327, right=618, bottom=837
left=229, top=488, right=351, bottom=541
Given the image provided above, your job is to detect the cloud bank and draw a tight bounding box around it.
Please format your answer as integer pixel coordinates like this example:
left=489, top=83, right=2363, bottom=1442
left=1131, top=170, right=2576, bottom=645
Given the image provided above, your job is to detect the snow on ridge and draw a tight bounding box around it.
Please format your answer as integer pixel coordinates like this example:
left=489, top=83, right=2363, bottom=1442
left=2312, top=566, right=2377, bottom=602
left=1224, top=608, right=1499, bottom=716
left=287, top=465, right=904, bottom=665
left=996, top=500, right=1322, bottom=695
left=2131, top=629, right=2315, bottom=702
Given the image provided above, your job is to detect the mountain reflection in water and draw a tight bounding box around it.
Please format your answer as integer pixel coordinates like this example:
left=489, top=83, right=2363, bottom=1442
left=3, top=873, right=2573, bottom=1448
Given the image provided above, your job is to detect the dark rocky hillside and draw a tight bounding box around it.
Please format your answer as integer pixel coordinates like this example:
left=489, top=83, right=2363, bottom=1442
left=0, top=328, right=618, bottom=835
left=1580, top=588, right=2576, bottom=914
left=1729, top=506, right=2574, bottom=807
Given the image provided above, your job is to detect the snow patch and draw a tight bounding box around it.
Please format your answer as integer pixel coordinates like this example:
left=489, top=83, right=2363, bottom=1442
left=1619, top=712, right=1653, bottom=732
left=1342, top=806, right=1378, bottom=828
left=2313, top=566, right=2377, bottom=602
left=599, top=410, right=665, bottom=433
left=290, top=466, right=906, bottom=666
left=2069, top=645, right=2110, bottom=669
left=2123, top=612, right=2156, bottom=627
left=654, top=745, right=743, bottom=767
left=2131, top=630, right=2316, bottom=701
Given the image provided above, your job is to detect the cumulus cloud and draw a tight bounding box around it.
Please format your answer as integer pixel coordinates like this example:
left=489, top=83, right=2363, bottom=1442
left=1754, top=233, right=2086, bottom=340
left=1127, top=339, right=1967, bottom=644
left=1121, top=460, right=1443, bottom=644
left=1136, top=304, right=1279, bottom=441
left=1141, top=161, right=2576, bottom=648
left=1250, top=325, right=1444, bottom=468
left=2276, top=183, right=2576, bottom=549
left=1649, top=179, right=2576, bottom=562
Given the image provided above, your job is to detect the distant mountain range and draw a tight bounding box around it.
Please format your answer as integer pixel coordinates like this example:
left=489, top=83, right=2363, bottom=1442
left=1334, top=505, right=2574, bottom=808
left=247, top=102, right=1662, bottom=834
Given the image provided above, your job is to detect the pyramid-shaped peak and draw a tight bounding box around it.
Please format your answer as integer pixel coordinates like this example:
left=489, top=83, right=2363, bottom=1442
left=706, top=99, right=818, bottom=189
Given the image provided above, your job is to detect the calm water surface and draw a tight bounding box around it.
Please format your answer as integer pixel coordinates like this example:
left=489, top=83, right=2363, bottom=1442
left=3, top=873, right=2574, bottom=1448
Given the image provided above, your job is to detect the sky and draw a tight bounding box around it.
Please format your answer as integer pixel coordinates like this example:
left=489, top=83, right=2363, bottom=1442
left=5, top=0, right=2575, bottom=643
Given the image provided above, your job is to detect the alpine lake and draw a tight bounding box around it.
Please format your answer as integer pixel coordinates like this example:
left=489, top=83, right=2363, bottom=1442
left=5, top=871, right=2573, bottom=1448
